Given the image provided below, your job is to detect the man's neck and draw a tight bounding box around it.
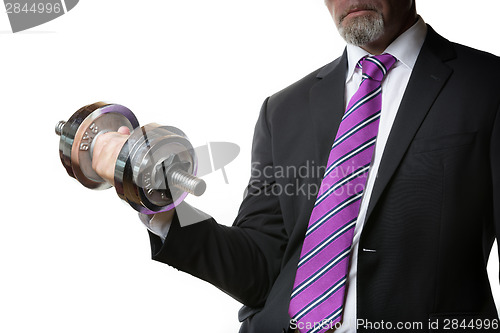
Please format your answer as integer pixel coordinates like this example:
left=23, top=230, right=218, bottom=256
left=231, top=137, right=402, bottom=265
left=361, top=13, right=419, bottom=55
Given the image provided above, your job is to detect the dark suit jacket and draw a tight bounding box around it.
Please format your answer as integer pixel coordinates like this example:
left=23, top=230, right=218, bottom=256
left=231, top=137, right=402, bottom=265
left=148, top=26, right=500, bottom=332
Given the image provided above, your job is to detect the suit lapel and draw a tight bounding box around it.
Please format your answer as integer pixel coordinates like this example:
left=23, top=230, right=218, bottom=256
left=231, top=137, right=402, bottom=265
left=309, top=50, right=348, bottom=167
left=365, top=26, right=456, bottom=221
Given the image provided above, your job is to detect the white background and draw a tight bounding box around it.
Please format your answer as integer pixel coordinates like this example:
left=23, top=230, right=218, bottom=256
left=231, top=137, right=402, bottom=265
left=0, top=1, right=499, bottom=332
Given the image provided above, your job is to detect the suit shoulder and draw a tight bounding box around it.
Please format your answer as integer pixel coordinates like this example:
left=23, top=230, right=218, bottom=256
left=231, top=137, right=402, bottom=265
left=451, top=41, right=500, bottom=71
left=426, top=26, right=500, bottom=67
left=266, top=56, right=342, bottom=111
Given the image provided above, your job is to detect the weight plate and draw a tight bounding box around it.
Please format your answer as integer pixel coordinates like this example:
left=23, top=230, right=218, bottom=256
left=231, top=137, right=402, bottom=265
left=115, top=123, right=197, bottom=214
left=58, top=102, right=139, bottom=189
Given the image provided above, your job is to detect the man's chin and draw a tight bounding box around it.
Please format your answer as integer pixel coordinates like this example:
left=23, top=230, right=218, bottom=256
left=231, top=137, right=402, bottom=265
left=337, top=15, right=385, bottom=47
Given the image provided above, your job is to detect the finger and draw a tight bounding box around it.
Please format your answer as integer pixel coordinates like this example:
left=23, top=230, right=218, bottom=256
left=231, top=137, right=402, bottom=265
left=91, top=136, right=104, bottom=170
left=117, top=126, right=131, bottom=135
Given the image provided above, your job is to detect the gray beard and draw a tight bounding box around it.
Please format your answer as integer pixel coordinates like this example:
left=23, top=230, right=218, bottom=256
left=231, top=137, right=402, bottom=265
left=338, top=14, right=385, bottom=47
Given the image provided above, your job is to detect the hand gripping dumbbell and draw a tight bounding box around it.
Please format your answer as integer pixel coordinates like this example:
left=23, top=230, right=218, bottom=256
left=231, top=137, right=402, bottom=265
left=55, top=102, right=206, bottom=214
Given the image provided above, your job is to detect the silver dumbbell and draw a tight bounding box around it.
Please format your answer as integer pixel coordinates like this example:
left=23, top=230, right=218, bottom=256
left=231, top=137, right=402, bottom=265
left=56, top=102, right=206, bottom=214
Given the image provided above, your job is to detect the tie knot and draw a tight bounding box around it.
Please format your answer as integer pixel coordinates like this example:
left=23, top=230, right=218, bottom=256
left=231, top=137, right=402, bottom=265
left=359, top=53, right=397, bottom=82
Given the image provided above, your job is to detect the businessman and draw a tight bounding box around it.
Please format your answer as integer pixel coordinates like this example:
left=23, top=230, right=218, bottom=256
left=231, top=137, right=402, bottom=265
left=92, top=0, right=500, bottom=332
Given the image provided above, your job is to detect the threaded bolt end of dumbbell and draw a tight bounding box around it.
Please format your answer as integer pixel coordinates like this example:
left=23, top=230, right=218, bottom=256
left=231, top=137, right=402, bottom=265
left=55, top=120, right=66, bottom=136
left=169, top=169, right=206, bottom=197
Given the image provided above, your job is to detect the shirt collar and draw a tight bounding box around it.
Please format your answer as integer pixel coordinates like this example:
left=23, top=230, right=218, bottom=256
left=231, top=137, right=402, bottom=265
left=345, top=16, right=428, bottom=83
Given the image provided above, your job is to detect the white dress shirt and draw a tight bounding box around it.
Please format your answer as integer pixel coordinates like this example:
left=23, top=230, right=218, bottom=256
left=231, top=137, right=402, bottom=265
left=139, top=16, right=428, bottom=332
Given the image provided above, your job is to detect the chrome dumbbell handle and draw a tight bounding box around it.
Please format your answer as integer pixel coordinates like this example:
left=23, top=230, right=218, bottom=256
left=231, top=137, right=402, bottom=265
left=55, top=120, right=66, bottom=136
left=169, top=169, right=206, bottom=197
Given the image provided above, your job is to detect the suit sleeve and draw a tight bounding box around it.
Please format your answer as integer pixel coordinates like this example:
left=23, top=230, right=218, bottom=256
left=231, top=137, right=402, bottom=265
left=492, top=104, right=500, bottom=283
left=148, top=98, right=288, bottom=307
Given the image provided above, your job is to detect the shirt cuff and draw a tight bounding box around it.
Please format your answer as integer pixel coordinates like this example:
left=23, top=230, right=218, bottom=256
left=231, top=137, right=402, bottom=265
left=139, top=212, right=173, bottom=241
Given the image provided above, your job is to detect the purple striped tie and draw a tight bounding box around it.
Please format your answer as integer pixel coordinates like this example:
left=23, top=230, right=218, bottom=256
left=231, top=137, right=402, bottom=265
left=289, top=54, right=397, bottom=333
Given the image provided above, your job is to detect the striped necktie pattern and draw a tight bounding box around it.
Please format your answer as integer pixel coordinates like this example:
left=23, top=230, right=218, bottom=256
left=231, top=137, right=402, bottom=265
left=289, top=53, right=397, bottom=333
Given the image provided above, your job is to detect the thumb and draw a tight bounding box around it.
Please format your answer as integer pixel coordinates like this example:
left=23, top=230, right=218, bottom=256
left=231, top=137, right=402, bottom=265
left=117, top=126, right=131, bottom=135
